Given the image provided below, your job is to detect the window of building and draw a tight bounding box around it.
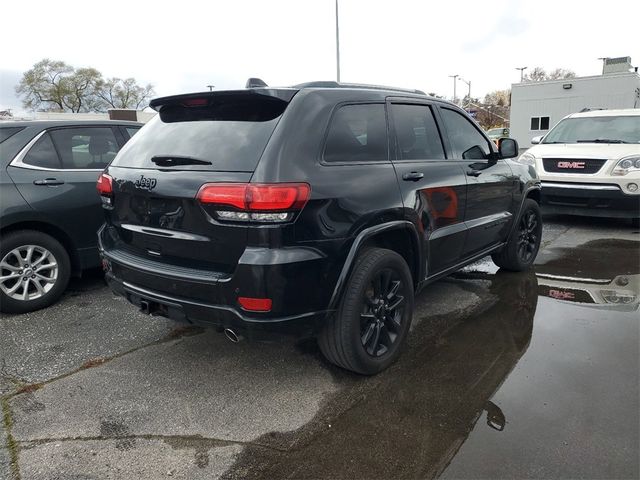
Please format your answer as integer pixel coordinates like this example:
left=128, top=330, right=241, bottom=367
left=323, top=104, right=388, bottom=162
left=530, top=118, right=539, bottom=130
left=540, top=116, right=550, bottom=130
left=391, top=104, right=445, bottom=160
left=531, top=116, right=550, bottom=131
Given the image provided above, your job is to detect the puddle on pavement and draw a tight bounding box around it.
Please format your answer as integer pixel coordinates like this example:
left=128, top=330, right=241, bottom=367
left=224, top=239, right=639, bottom=479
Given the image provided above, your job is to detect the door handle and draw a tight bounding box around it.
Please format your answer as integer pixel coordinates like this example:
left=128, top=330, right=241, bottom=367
left=34, top=178, right=65, bottom=186
left=402, top=172, right=424, bottom=181
left=467, top=170, right=482, bottom=177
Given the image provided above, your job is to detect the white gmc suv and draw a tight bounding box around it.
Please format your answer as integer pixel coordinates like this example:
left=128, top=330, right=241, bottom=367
left=518, top=109, right=640, bottom=224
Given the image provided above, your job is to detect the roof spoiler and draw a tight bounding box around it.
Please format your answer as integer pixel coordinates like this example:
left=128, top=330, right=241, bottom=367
left=149, top=89, right=297, bottom=112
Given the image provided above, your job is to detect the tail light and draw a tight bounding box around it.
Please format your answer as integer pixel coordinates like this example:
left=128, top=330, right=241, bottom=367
left=197, top=183, right=310, bottom=223
left=97, top=173, right=113, bottom=195
left=97, top=173, right=114, bottom=207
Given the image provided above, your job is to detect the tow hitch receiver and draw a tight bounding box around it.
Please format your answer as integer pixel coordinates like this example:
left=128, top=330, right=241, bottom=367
left=139, top=299, right=166, bottom=316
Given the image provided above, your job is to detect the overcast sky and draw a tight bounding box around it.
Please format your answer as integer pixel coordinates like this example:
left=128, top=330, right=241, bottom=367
left=1, top=0, right=639, bottom=112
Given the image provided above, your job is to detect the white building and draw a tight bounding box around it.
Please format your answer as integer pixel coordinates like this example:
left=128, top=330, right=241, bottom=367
left=510, top=58, right=640, bottom=148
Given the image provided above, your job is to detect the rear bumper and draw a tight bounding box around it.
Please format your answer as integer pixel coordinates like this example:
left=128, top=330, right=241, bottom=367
left=540, top=182, right=640, bottom=218
left=98, top=225, right=339, bottom=338
left=105, top=273, right=327, bottom=339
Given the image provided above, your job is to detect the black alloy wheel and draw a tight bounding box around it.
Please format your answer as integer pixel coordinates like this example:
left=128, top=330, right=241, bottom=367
left=517, top=209, right=539, bottom=263
left=360, top=268, right=406, bottom=357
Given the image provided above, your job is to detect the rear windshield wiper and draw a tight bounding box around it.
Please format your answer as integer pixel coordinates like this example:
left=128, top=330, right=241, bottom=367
left=151, top=156, right=212, bottom=166
left=576, top=139, right=630, bottom=144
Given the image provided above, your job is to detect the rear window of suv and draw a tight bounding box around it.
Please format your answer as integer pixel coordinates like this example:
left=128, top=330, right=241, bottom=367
left=110, top=95, right=288, bottom=172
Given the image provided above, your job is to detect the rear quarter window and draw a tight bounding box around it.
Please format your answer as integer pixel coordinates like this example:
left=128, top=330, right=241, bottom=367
left=323, top=104, right=388, bottom=163
left=22, top=133, right=61, bottom=169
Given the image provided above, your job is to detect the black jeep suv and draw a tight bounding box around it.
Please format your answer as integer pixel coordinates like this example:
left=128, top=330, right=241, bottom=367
left=98, top=81, right=542, bottom=374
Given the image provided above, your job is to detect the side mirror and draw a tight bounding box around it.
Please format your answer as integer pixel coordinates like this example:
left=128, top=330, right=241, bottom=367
left=531, top=135, right=543, bottom=145
left=462, top=144, right=487, bottom=160
left=499, top=138, right=519, bottom=159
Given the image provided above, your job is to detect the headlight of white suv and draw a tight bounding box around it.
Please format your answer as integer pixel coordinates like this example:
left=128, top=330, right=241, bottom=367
left=612, top=155, right=640, bottom=176
left=516, top=152, right=535, bottom=166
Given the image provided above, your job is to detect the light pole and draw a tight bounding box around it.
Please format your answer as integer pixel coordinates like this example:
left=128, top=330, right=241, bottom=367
left=448, top=74, right=458, bottom=104
left=335, top=0, right=341, bottom=82
left=458, top=77, right=471, bottom=109
left=515, top=66, right=527, bottom=82
left=207, top=85, right=215, bottom=91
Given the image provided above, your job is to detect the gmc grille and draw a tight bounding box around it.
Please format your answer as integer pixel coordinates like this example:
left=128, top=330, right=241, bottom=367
left=542, top=158, right=607, bottom=174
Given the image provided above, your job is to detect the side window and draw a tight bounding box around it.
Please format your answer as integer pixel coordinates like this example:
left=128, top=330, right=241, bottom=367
left=323, top=104, right=387, bottom=162
left=391, top=104, right=445, bottom=160
left=440, top=108, right=491, bottom=160
left=126, top=127, right=141, bottom=139
left=22, top=133, right=61, bottom=169
left=49, top=127, right=119, bottom=169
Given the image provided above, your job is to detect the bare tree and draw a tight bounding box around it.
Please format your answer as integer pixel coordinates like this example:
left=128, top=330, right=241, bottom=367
left=16, top=59, right=154, bottom=112
left=94, top=77, right=155, bottom=110
left=523, top=67, right=576, bottom=82
left=484, top=89, right=510, bottom=107
left=62, top=67, right=103, bottom=113
left=548, top=68, right=576, bottom=80
left=15, top=59, right=74, bottom=111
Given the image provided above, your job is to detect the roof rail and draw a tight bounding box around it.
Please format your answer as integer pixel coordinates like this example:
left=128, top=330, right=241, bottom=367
left=293, top=81, right=426, bottom=95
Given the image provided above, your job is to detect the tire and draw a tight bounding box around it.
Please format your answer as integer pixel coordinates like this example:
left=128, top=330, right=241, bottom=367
left=0, top=230, right=71, bottom=314
left=318, top=248, right=414, bottom=375
left=492, top=199, right=542, bottom=272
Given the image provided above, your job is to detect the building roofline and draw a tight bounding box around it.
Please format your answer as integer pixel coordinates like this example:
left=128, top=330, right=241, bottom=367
left=511, top=71, right=640, bottom=89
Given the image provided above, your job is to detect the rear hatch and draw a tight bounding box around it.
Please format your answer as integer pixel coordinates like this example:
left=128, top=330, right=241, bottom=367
left=102, top=89, right=297, bottom=274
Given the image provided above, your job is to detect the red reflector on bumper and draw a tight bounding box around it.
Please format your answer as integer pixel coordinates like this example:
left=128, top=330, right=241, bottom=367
left=238, top=297, right=272, bottom=312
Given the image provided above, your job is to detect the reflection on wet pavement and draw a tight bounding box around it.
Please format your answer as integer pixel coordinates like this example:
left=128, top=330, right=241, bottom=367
left=536, top=239, right=639, bottom=308
left=226, top=237, right=639, bottom=479
left=227, top=270, right=537, bottom=479
left=442, top=238, right=639, bottom=479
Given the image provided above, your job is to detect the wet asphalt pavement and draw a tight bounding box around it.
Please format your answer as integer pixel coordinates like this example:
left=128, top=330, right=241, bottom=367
left=1, top=215, right=638, bottom=479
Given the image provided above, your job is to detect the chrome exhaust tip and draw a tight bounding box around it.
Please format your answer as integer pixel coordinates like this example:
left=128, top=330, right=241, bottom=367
left=224, top=328, right=243, bottom=343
